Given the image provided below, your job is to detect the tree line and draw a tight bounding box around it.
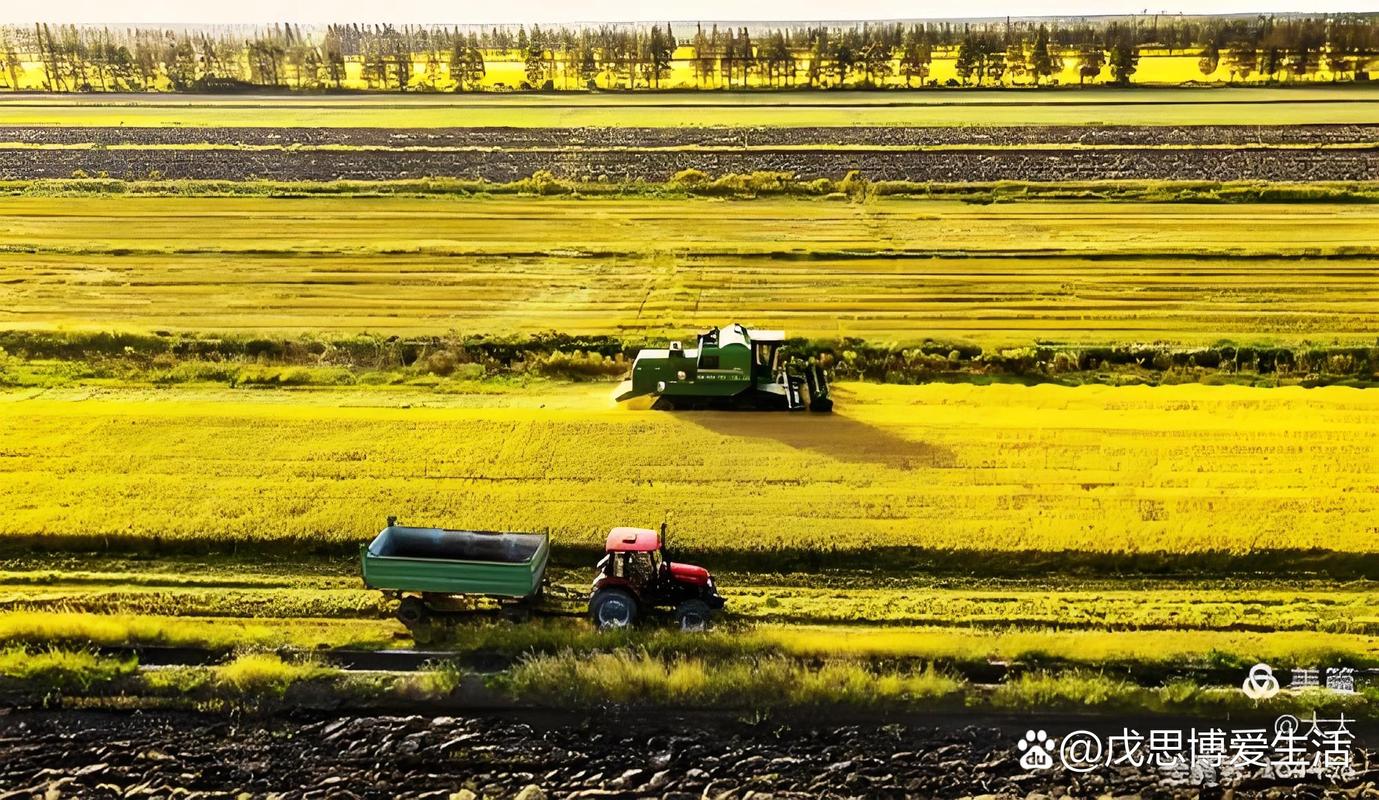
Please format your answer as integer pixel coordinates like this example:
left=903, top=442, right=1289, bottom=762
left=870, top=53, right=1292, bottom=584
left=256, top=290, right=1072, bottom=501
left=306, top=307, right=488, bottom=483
left=0, top=14, right=1376, bottom=92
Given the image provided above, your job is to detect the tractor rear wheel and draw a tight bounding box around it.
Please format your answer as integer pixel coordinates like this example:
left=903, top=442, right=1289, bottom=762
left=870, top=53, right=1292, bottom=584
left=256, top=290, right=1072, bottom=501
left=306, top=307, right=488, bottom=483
left=674, top=599, right=712, bottom=632
left=590, top=588, right=638, bottom=629
left=396, top=597, right=428, bottom=627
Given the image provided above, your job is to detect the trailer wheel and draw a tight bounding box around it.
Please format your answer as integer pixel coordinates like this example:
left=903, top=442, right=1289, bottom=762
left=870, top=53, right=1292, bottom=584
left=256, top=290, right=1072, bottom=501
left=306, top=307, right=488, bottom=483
left=590, top=588, right=638, bottom=629
left=411, top=624, right=436, bottom=647
left=499, top=602, right=532, bottom=623
left=674, top=599, right=712, bottom=632
left=396, top=597, right=428, bottom=627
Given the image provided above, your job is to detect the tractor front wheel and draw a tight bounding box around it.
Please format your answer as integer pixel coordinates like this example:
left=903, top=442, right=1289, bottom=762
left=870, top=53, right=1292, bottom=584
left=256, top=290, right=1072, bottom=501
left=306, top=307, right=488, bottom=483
left=674, top=599, right=712, bottom=632
left=590, top=588, right=638, bottom=629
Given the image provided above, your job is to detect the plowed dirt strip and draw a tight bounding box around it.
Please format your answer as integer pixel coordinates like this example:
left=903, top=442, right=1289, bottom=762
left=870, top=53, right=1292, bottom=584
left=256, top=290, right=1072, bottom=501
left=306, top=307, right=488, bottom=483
left=1, top=383, right=1375, bottom=556
left=3, top=144, right=1374, bottom=181
left=8, top=710, right=1367, bottom=799
left=2, top=123, right=1377, bottom=147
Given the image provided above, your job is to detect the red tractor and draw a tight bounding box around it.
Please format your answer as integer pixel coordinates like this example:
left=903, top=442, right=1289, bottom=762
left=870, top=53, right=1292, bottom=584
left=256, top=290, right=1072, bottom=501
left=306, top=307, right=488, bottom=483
left=589, top=524, right=726, bottom=630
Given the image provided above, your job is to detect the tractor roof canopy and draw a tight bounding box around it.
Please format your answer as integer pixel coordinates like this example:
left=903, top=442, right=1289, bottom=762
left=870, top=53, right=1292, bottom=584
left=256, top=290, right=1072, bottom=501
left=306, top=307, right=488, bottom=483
left=606, top=527, right=660, bottom=552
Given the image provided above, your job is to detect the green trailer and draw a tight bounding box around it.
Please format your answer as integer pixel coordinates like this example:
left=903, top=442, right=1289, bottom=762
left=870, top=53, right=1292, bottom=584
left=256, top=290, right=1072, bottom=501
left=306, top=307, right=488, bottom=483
left=362, top=518, right=550, bottom=625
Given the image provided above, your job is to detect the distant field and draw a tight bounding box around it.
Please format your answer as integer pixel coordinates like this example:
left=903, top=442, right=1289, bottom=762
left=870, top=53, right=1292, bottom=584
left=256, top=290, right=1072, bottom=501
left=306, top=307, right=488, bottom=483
left=2, top=88, right=1378, bottom=127
left=2, top=383, right=1375, bottom=561
left=2, top=195, right=1378, bottom=346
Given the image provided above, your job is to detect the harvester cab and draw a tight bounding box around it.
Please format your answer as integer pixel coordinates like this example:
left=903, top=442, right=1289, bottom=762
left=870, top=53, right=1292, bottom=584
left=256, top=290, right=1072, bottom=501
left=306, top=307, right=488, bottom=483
left=614, top=323, right=832, bottom=412
left=589, top=523, right=726, bottom=630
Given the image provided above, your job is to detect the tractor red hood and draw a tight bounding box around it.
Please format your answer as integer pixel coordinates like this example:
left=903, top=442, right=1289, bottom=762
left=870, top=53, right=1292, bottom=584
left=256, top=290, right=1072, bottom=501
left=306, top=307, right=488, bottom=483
left=668, top=562, right=711, bottom=585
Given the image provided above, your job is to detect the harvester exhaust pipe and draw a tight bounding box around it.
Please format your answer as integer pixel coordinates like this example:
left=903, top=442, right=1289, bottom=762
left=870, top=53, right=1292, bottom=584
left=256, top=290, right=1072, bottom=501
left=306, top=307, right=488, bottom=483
left=782, top=374, right=805, bottom=410
left=805, top=363, right=833, bottom=413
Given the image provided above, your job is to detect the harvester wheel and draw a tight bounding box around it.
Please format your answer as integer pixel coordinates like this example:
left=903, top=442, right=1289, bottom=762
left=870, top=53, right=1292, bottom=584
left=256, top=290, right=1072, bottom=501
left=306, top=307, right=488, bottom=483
left=396, top=597, right=428, bottom=627
left=673, top=599, right=712, bottom=632
left=590, top=588, right=638, bottom=629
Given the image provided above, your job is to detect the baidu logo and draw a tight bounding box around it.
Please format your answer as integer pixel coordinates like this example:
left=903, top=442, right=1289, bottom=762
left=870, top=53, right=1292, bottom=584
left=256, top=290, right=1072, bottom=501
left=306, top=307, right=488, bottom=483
left=1018, top=729, right=1056, bottom=770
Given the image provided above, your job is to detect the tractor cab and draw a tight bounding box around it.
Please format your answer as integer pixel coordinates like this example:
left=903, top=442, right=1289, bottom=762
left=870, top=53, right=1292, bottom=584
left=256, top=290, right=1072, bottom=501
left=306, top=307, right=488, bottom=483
left=589, top=524, right=726, bottom=630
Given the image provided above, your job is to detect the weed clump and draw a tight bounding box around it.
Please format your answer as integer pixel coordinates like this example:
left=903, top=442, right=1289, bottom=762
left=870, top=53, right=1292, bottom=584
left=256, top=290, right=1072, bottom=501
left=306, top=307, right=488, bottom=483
left=213, top=652, right=337, bottom=698
left=990, top=669, right=1141, bottom=710
left=503, top=649, right=963, bottom=708
left=0, top=646, right=136, bottom=692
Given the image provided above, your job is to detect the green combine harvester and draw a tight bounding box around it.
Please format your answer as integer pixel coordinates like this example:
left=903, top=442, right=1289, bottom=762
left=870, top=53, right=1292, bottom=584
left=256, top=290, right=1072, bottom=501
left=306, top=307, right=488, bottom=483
left=614, top=323, right=832, bottom=412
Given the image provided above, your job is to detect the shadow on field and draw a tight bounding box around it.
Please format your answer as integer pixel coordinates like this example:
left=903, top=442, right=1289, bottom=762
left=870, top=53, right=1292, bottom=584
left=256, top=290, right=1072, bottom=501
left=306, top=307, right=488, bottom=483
left=680, top=409, right=954, bottom=469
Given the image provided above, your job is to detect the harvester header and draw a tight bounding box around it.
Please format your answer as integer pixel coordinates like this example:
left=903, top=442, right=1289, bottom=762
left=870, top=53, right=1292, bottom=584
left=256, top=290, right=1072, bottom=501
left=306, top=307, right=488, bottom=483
left=614, top=323, right=832, bottom=412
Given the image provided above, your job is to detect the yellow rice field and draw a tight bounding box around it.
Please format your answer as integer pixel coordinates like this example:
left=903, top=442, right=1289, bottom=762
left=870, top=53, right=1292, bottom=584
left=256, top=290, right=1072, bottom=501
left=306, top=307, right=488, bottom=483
left=1, top=382, right=1375, bottom=555
left=3, top=196, right=1378, bottom=346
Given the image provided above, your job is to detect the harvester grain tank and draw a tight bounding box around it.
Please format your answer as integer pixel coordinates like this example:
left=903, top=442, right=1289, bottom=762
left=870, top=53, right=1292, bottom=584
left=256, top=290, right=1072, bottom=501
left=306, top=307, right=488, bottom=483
left=613, top=323, right=832, bottom=411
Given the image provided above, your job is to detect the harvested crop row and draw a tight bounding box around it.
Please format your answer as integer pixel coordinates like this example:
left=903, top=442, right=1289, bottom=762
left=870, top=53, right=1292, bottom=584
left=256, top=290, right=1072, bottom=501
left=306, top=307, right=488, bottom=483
left=3, top=196, right=1378, bottom=346
left=4, top=578, right=1376, bottom=634
left=5, top=89, right=1379, bottom=127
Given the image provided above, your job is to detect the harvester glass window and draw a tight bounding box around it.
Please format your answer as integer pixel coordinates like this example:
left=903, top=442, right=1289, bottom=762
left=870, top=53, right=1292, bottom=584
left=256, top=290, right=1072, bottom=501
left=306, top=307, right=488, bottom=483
left=754, top=344, right=775, bottom=369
